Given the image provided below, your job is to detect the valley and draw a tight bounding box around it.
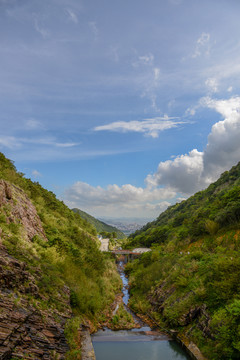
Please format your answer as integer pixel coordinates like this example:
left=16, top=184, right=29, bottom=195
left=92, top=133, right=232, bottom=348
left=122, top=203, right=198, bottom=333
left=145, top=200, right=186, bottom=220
left=1, top=152, right=240, bottom=359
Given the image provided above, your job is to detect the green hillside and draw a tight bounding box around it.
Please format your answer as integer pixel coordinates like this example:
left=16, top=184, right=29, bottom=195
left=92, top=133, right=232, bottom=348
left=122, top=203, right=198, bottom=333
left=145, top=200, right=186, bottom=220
left=72, top=208, right=125, bottom=239
left=126, top=161, right=240, bottom=360
left=0, top=153, right=121, bottom=358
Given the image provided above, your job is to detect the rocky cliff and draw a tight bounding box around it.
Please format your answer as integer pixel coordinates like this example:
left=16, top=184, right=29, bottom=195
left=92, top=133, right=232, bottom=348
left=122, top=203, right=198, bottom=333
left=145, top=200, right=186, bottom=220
left=0, top=243, right=71, bottom=360
left=0, top=181, right=72, bottom=359
left=0, top=152, right=123, bottom=359
left=0, top=180, right=47, bottom=242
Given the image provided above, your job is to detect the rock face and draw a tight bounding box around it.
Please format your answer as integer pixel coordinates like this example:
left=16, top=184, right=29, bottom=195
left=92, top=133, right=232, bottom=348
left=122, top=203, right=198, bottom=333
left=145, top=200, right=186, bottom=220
left=0, top=180, right=47, bottom=241
left=0, top=181, right=72, bottom=359
left=0, top=244, right=71, bottom=360
left=149, top=282, right=214, bottom=347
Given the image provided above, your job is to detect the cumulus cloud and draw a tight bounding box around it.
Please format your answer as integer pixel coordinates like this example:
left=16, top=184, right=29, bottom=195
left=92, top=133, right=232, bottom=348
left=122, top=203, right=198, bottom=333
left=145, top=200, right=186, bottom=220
left=147, top=96, right=240, bottom=195
left=94, top=116, right=186, bottom=138
left=64, top=96, right=240, bottom=218
left=146, top=149, right=204, bottom=194
left=202, top=96, right=240, bottom=182
left=64, top=181, right=175, bottom=218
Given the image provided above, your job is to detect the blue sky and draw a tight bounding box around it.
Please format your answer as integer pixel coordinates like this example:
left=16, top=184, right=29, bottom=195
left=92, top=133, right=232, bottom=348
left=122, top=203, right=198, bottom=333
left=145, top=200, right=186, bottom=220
left=1, top=0, right=240, bottom=220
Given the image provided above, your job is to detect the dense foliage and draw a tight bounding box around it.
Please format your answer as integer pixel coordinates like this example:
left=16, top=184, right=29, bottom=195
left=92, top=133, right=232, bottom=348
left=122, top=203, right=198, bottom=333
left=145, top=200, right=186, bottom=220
left=0, top=153, right=121, bottom=355
left=128, top=162, right=240, bottom=248
left=72, top=208, right=125, bottom=239
left=126, top=161, right=240, bottom=360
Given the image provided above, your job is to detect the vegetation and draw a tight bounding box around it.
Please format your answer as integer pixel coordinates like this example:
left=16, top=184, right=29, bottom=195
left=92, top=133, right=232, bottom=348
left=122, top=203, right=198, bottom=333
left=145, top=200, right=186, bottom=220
left=72, top=208, right=125, bottom=239
left=126, top=161, right=240, bottom=360
left=0, top=153, right=122, bottom=355
left=109, top=304, right=136, bottom=330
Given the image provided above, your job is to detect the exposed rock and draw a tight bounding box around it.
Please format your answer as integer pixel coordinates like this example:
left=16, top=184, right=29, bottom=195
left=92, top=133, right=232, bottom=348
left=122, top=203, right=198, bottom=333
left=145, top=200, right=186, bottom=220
left=81, top=326, right=96, bottom=360
left=149, top=280, right=215, bottom=348
left=0, top=180, right=47, bottom=242
left=179, top=306, right=202, bottom=326
left=197, top=305, right=215, bottom=340
left=4, top=183, right=12, bottom=200
left=0, top=243, right=71, bottom=359
left=149, top=281, right=176, bottom=313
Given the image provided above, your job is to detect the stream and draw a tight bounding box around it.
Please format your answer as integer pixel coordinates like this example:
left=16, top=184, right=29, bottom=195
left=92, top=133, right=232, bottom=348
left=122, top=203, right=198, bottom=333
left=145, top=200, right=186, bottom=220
left=92, top=261, right=191, bottom=360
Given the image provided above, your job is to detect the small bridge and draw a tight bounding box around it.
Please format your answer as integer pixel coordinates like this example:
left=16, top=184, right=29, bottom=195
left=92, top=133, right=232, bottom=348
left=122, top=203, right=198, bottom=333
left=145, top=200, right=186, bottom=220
left=111, top=250, right=141, bottom=256
left=111, top=248, right=151, bottom=262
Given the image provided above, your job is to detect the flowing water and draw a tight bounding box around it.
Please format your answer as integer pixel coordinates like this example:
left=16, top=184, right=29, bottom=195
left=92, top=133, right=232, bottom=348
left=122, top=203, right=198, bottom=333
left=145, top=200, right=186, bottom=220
left=92, top=261, right=191, bottom=360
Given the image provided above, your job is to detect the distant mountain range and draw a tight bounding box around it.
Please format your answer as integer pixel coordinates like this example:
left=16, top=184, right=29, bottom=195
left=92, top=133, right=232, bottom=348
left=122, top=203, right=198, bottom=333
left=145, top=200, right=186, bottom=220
left=72, top=208, right=125, bottom=239
left=98, top=219, right=143, bottom=236
left=98, top=218, right=146, bottom=236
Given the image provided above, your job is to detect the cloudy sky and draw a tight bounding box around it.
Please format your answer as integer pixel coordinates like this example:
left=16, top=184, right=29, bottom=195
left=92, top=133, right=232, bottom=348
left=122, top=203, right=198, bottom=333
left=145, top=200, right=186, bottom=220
left=1, top=0, right=240, bottom=220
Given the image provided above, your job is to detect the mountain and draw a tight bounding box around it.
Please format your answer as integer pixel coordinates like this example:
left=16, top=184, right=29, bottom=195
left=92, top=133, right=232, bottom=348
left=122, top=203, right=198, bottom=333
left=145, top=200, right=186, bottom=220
left=0, top=153, right=121, bottom=359
left=72, top=208, right=125, bottom=239
left=98, top=217, right=148, bottom=235
left=126, top=161, right=240, bottom=360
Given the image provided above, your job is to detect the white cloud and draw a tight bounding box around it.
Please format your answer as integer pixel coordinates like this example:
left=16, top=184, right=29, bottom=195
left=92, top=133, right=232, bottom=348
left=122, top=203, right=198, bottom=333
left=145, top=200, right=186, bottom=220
left=154, top=68, right=160, bottom=81
left=132, top=53, right=154, bottom=67
left=94, top=116, right=186, bottom=138
left=227, top=86, right=233, bottom=92
left=192, top=32, right=210, bottom=58
left=25, top=119, right=44, bottom=130
left=34, top=18, right=49, bottom=38
left=205, top=77, right=218, bottom=93
left=185, top=106, right=197, bottom=116
left=146, top=149, right=204, bottom=194
left=64, top=181, right=175, bottom=218
left=25, top=137, right=79, bottom=148
left=64, top=96, right=240, bottom=219
left=202, top=96, right=240, bottom=182
left=146, top=96, right=240, bottom=195
left=88, top=21, right=98, bottom=40
left=132, top=53, right=161, bottom=111
left=32, top=169, right=42, bottom=178
left=0, top=135, right=79, bottom=149
left=177, top=197, right=187, bottom=202
left=66, top=8, right=78, bottom=24
left=0, top=136, right=22, bottom=149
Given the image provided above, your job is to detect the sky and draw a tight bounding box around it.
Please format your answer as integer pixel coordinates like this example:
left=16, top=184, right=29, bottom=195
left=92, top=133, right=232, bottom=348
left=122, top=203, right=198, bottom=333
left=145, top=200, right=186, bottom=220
left=1, top=0, right=240, bottom=221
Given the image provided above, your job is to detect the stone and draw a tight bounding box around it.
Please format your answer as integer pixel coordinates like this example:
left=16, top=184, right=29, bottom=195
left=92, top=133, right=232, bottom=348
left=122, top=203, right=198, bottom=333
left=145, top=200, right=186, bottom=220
left=0, top=244, right=71, bottom=359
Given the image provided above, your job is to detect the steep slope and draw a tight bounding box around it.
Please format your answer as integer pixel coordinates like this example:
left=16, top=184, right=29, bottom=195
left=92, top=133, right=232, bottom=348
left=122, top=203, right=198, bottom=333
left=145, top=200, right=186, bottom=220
left=126, top=161, right=240, bottom=360
left=0, top=153, right=121, bottom=359
left=128, top=161, right=240, bottom=248
left=72, top=208, right=125, bottom=239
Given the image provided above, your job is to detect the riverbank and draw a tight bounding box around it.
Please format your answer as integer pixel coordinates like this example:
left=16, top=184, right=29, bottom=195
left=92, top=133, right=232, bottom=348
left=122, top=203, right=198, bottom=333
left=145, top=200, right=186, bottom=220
left=89, top=261, right=191, bottom=360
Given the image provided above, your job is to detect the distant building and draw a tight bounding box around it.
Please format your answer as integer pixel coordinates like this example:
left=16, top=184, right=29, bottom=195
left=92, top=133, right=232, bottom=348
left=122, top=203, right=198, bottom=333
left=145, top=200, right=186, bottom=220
left=99, top=238, right=109, bottom=252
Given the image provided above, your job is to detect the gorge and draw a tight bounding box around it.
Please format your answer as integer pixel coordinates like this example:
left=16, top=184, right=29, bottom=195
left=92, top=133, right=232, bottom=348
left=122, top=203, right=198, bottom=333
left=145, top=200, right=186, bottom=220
left=1, top=152, right=240, bottom=359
